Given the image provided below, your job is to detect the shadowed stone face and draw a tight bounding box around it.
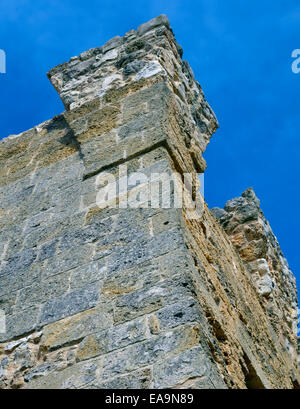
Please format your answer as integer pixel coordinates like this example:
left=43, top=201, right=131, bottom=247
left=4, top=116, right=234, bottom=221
left=0, top=16, right=298, bottom=389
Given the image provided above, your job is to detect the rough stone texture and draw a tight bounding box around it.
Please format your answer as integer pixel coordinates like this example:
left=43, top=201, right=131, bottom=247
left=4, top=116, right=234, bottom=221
left=0, top=15, right=299, bottom=389
left=211, top=188, right=299, bottom=373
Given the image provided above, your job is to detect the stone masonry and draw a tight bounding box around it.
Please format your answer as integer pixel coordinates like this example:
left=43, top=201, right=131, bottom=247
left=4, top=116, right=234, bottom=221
left=0, top=15, right=299, bottom=389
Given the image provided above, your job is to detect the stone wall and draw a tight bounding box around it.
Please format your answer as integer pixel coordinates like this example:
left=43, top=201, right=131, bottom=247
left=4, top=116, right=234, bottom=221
left=212, top=188, right=299, bottom=375
left=0, top=15, right=298, bottom=389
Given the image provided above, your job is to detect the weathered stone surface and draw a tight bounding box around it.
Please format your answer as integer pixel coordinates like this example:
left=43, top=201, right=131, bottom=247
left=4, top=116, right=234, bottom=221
left=39, top=284, right=101, bottom=325
left=77, top=317, right=148, bottom=361
left=0, top=15, right=298, bottom=390
left=153, top=346, right=226, bottom=389
left=89, top=367, right=152, bottom=389
left=2, top=306, right=40, bottom=338
left=41, top=305, right=114, bottom=351
left=211, top=188, right=299, bottom=374
left=137, top=14, right=170, bottom=36
left=98, top=324, right=206, bottom=381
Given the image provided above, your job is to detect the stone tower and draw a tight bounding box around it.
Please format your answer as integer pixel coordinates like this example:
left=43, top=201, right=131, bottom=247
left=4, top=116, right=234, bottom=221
left=0, top=15, right=298, bottom=389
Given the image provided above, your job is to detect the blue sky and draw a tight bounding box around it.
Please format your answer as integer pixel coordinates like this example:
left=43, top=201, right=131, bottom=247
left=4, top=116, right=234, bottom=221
left=0, top=1, right=299, bottom=289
